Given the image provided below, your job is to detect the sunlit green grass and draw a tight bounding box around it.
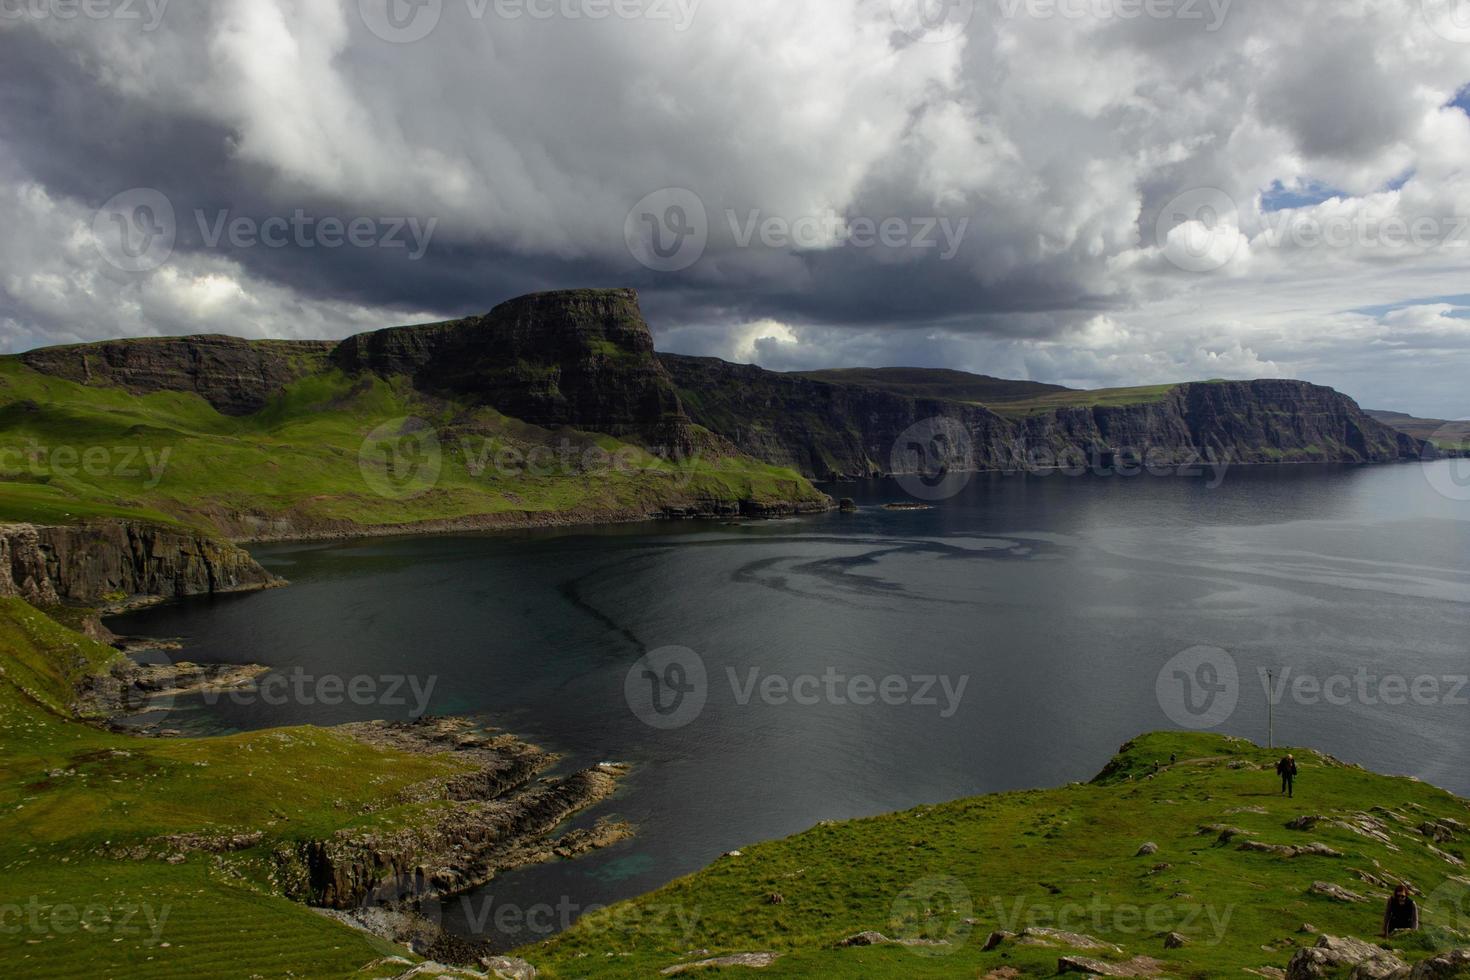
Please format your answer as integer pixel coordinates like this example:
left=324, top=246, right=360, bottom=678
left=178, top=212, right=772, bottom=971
left=0, top=358, right=826, bottom=535
left=0, top=598, right=473, bottom=978
left=527, top=733, right=1470, bottom=978
left=985, top=384, right=1182, bottom=417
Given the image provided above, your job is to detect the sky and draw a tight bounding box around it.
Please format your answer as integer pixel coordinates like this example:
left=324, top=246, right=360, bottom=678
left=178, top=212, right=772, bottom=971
left=2, top=0, right=1470, bottom=417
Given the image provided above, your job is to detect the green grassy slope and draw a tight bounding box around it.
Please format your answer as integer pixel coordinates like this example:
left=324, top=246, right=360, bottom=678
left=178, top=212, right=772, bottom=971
left=0, top=597, right=474, bottom=978
left=524, top=733, right=1470, bottom=978
left=792, top=367, right=1181, bottom=416
left=985, top=383, right=1183, bottom=417
left=0, top=358, right=825, bottom=536
left=6, top=598, right=1467, bottom=978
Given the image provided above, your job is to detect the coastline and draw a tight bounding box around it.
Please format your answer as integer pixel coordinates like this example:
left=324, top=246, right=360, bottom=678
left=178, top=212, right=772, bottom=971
left=222, top=497, right=836, bottom=546
left=223, top=456, right=1447, bottom=547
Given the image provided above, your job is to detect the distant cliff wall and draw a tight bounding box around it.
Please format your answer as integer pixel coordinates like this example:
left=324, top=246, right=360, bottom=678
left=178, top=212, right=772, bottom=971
left=19, top=336, right=336, bottom=416
left=661, top=355, right=1427, bottom=478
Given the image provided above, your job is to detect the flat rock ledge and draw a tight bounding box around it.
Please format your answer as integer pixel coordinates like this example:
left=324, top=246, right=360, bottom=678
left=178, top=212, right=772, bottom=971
left=984, top=926, right=1124, bottom=955
left=360, top=954, right=537, bottom=979
left=1057, top=954, right=1167, bottom=977
left=659, top=952, right=781, bottom=974
left=834, top=930, right=950, bottom=949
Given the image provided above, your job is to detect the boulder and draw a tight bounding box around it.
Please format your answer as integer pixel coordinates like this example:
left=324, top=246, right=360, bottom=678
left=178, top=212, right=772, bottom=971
left=1164, top=932, right=1190, bottom=949
left=1137, top=842, right=1160, bottom=856
left=1407, top=949, right=1470, bottom=978
left=481, top=958, right=537, bottom=980
left=1350, top=956, right=1412, bottom=979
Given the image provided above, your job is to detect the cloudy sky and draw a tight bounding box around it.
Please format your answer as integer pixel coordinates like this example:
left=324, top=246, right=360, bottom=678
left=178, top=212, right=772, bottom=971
left=2, top=0, right=1469, bottom=416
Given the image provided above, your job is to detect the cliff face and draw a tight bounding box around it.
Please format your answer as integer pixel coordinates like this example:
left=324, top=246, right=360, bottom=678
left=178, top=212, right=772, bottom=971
left=334, top=289, right=695, bottom=449
left=12, top=290, right=1424, bottom=487
left=663, top=354, right=1016, bottom=477
left=662, top=355, right=1426, bottom=478
left=19, top=336, right=336, bottom=416
left=0, top=522, right=280, bottom=607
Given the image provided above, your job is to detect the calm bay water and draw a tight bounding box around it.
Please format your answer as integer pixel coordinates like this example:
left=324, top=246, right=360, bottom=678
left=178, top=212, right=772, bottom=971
left=113, top=462, right=1470, bottom=948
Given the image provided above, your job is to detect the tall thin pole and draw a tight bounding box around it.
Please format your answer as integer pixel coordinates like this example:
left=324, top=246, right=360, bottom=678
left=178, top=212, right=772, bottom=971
left=1267, top=669, right=1275, bottom=749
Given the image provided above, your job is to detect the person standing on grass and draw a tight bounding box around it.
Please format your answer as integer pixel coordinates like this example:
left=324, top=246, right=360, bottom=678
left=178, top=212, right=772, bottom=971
left=1383, top=884, right=1419, bottom=937
left=1276, top=754, right=1298, bottom=797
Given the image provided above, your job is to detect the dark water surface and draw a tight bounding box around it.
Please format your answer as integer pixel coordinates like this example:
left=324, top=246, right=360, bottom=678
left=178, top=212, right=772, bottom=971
left=113, top=462, right=1470, bottom=948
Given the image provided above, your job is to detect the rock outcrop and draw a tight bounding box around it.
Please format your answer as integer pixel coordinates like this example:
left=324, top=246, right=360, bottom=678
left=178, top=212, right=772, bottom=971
left=276, top=719, right=632, bottom=914
left=1285, top=935, right=1405, bottom=979
left=0, top=521, right=280, bottom=607
left=19, top=336, right=335, bottom=416
left=334, top=289, right=696, bottom=450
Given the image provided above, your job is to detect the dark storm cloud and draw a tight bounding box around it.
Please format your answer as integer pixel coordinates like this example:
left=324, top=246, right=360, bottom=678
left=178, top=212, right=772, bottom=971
left=1, top=0, right=1468, bottom=415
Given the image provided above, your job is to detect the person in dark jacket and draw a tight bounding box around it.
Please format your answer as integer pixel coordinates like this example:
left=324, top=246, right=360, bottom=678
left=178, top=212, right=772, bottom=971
left=1276, top=754, right=1297, bottom=797
left=1383, top=884, right=1419, bottom=937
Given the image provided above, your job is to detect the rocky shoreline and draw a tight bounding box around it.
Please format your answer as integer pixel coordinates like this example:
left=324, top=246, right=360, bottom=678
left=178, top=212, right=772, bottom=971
left=8, top=518, right=638, bottom=971
left=77, top=668, right=630, bottom=969
left=218, top=497, right=835, bottom=545
left=272, top=718, right=632, bottom=963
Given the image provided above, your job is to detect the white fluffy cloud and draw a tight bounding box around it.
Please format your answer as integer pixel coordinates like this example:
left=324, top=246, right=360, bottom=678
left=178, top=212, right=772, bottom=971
left=2, top=0, right=1470, bottom=415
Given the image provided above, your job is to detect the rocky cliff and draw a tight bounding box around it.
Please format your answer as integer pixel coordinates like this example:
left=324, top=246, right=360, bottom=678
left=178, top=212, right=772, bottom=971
left=334, top=289, right=696, bottom=450
left=662, top=355, right=1427, bottom=478
left=11, top=289, right=1427, bottom=489
left=0, top=521, right=280, bottom=607
left=20, top=336, right=336, bottom=415
left=664, top=354, right=1016, bottom=477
